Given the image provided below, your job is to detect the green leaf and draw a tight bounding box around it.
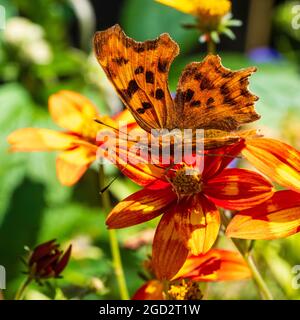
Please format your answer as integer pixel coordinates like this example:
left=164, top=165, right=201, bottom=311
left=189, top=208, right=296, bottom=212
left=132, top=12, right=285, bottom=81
left=121, top=0, right=199, bottom=53
left=0, top=83, right=34, bottom=222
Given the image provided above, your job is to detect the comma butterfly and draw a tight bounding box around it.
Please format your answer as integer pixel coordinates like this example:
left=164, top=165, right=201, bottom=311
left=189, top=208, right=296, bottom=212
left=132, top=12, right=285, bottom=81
left=93, top=24, right=260, bottom=150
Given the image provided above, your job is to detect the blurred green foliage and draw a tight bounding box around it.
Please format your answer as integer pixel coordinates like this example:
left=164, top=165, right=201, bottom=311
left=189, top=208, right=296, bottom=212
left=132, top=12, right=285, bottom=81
left=0, top=0, right=299, bottom=300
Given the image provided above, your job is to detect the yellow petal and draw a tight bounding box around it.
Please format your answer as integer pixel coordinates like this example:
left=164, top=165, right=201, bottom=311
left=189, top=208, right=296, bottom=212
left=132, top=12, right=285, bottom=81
left=226, top=190, right=300, bottom=240
left=49, top=90, right=98, bottom=135
left=174, top=249, right=251, bottom=282
left=156, top=0, right=201, bottom=15
left=7, top=128, right=76, bottom=151
left=56, top=145, right=96, bottom=186
left=174, top=195, right=220, bottom=255
left=156, top=0, right=231, bottom=17
left=242, top=138, right=300, bottom=193
left=106, top=186, right=175, bottom=229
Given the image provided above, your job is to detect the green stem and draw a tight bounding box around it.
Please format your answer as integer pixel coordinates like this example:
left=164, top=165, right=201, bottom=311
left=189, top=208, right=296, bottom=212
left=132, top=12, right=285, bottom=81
left=15, top=277, right=32, bottom=300
left=245, top=254, right=273, bottom=300
left=221, top=211, right=273, bottom=300
left=207, top=34, right=216, bottom=54
left=99, top=165, right=129, bottom=300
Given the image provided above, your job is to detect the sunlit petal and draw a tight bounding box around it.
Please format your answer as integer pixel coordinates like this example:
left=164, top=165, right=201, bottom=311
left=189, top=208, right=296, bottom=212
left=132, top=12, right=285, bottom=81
left=226, top=190, right=300, bottom=239
left=204, top=168, right=274, bottom=210
left=8, top=128, right=76, bottom=151
left=173, top=195, right=220, bottom=255
left=242, top=138, right=300, bottom=193
left=56, top=145, right=96, bottom=186
left=106, top=186, right=175, bottom=229
left=152, top=211, right=189, bottom=280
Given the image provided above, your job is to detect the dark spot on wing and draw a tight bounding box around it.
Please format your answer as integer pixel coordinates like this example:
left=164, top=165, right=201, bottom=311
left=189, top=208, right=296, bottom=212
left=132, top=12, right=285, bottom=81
left=142, top=102, right=152, bottom=110
left=132, top=40, right=158, bottom=52
left=135, top=66, right=144, bottom=74
left=220, top=84, right=230, bottom=96
left=206, top=97, right=215, bottom=105
left=239, top=77, right=249, bottom=86
left=200, top=77, right=214, bottom=90
left=184, top=89, right=194, bottom=102
left=180, top=66, right=198, bottom=83
left=155, top=89, right=164, bottom=100
left=136, top=45, right=145, bottom=53
left=158, top=59, right=168, bottom=73
left=127, top=80, right=139, bottom=98
left=136, top=108, right=145, bottom=114
left=146, top=41, right=159, bottom=50
left=223, top=97, right=237, bottom=106
left=222, top=71, right=234, bottom=78
left=194, top=73, right=203, bottom=81
left=146, top=71, right=154, bottom=84
left=190, top=100, right=201, bottom=107
left=241, top=89, right=251, bottom=98
left=136, top=102, right=152, bottom=115
left=112, top=57, right=129, bottom=65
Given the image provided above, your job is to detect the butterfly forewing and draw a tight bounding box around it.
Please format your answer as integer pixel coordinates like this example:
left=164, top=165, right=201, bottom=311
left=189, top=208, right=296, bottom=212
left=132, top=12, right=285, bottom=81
left=93, top=24, right=179, bottom=133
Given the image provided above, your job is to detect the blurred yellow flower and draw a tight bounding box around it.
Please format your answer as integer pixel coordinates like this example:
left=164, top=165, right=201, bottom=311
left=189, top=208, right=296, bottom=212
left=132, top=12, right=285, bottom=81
left=156, top=0, right=239, bottom=48
left=7, top=90, right=135, bottom=186
left=156, top=0, right=231, bottom=23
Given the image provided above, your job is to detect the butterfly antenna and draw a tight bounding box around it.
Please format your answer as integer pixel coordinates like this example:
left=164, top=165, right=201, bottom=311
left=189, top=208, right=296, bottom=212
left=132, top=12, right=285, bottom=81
left=99, top=175, right=119, bottom=194
left=94, top=118, right=132, bottom=138
left=199, top=152, right=243, bottom=159
left=99, top=162, right=130, bottom=194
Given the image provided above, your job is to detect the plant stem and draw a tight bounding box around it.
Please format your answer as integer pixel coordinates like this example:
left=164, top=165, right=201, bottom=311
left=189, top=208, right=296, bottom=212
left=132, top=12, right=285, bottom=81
left=245, top=254, right=273, bottom=300
left=221, top=211, right=273, bottom=300
left=207, top=34, right=216, bottom=54
left=15, top=277, right=32, bottom=300
left=99, top=164, right=129, bottom=300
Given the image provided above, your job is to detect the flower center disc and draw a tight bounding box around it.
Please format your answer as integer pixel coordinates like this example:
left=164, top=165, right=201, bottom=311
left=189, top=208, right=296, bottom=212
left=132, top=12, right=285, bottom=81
left=172, top=167, right=202, bottom=197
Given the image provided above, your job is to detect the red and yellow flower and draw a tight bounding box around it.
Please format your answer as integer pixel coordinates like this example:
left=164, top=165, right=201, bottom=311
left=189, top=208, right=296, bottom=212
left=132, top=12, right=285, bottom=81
left=132, top=249, right=251, bottom=300
left=7, top=90, right=135, bottom=186
left=105, top=141, right=274, bottom=279
left=227, top=138, right=300, bottom=240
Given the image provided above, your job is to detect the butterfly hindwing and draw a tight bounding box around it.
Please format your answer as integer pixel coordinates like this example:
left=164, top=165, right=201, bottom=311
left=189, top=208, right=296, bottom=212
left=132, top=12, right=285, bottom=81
left=94, top=24, right=179, bottom=133
left=173, top=55, right=260, bottom=131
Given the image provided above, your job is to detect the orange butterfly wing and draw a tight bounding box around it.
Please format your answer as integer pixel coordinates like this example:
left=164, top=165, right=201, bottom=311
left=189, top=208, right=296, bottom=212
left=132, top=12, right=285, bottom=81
left=94, top=24, right=179, bottom=133
left=174, top=55, right=260, bottom=131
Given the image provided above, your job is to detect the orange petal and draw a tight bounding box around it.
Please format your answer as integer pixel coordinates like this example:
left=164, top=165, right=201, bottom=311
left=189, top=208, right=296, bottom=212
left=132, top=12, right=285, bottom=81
left=226, top=190, right=300, bottom=239
left=7, top=128, right=76, bottom=152
left=113, top=109, right=137, bottom=127
left=106, top=186, right=176, bottom=229
left=49, top=90, right=98, bottom=134
left=97, top=133, right=165, bottom=186
left=173, top=195, right=220, bottom=255
left=174, top=249, right=251, bottom=282
left=242, top=138, right=300, bottom=193
left=204, top=168, right=274, bottom=210
left=152, top=211, right=189, bottom=280
left=132, top=280, right=164, bottom=300
left=203, top=141, right=245, bottom=179
left=56, top=145, right=96, bottom=186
